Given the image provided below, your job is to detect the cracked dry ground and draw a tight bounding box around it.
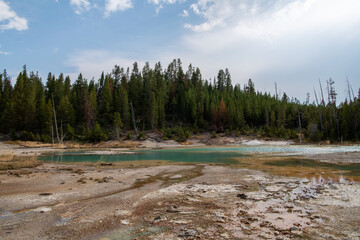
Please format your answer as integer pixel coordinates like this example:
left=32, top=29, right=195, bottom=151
left=1, top=163, right=360, bottom=240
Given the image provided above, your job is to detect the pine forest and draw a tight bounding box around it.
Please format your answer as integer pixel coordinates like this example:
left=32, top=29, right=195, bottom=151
left=1, top=59, right=359, bottom=143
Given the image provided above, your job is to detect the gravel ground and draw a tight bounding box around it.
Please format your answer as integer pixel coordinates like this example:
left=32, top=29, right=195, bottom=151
left=1, top=161, right=359, bottom=240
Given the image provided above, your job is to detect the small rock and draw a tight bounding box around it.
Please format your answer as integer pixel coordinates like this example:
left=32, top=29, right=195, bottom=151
left=114, top=209, right=131, bottom=217
left=237, top=193, right=247, bottom=199
left=39, top=193, right=52, bottom=196
left=170, top=219, right=192, bottom=224
left=178, top=229, right=197, bottom=238
left=154, top=216, right=162, bottom=221
left=77, top=177, right=87, bottom=183
left=153, top=215, right=166, bottom=222
left=266, top=185, right=283, bottom=192
left=166, top=208, right=180, bottom=213
left=220, top=232, right=230, bottom=238
left=121, top=220, right=130, bottom=225
left=100, top=162, right=113, bottom=166
left=73, top=169, right=84, bottom=174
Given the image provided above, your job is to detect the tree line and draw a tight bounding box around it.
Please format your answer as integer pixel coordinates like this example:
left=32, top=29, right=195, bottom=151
left=0, top=59, right=359, bottom=142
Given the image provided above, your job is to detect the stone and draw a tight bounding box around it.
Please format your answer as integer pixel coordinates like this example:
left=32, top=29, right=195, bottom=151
left=39, top=193, right=52, bottom=196
left=178, top=229, right=197, bottom=238
left=237, top=193, right=247, bottom=199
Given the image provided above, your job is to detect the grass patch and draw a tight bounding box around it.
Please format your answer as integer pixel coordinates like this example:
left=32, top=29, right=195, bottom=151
left=265, top=158, right=360, bottom=177
left=0, top=156, right=41, bottom=170
left=7, top=140, right=140, bottom=149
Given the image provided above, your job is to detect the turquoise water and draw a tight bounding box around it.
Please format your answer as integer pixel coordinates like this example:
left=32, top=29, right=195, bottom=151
left=38, top=149, right=246, bottom=164
left=38, top=145, right=360, bottom=164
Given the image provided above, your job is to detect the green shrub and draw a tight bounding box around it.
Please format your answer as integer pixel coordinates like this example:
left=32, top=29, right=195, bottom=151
left=234, top=128, right=241, bottom=137
left=211, top=131, right=217, bottom=138
left=138, top=131, right=146, bottom=140
left=89, top=122, right=107, bottom=142
left=41, top=134, right=52, bottom=143
left=66, top=124, right=75, bottom=141
left=20, top=131, right=37, bottom=141
left=10, top=129, right=17, bottom=140
left=126, top=133, right=132, bottom=140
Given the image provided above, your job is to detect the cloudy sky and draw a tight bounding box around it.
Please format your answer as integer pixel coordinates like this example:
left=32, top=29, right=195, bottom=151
left=1, top=0, right=359, bottom=102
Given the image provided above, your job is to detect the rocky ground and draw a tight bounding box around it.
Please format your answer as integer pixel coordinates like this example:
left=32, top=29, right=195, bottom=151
left=1, top=138, right=360, bottom=239
left=1, top=161, right=359, bottom=240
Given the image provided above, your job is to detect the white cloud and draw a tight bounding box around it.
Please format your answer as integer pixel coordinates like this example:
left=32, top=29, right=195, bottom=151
left=65, top=0, right=360, bottom=101
left=0, top=0, right=28, bottom=31
left=148, top=0, right=186, bottom=14
left=184, top=0, right=360, bottom=36
left=148, top=0, right=181, bottom=5
left=180, top=9, right=188, bottom=17
left=70, top=0, right=91, bottom=15
left=180, top=0, right=360, bottom=61
left=0, top=51, right=10, bottom=55
left=104, top=0, right=133, bottom=16
left=66, top=50, right=144, bottom=80
left=174, top=0, right=360, bottom=100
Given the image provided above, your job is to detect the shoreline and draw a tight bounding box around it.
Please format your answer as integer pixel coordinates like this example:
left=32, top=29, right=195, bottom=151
left=1, top=133, right=359, bottom=156
left=1, top=137, right=360, bottom=239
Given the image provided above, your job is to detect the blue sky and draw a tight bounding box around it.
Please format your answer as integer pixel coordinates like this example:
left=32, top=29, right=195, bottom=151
left=1, top=0, right=360, bottom=102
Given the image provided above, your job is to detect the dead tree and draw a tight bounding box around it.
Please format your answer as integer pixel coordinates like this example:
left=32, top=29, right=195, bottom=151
left=298, top=111, right=303, bottom=143
left=319, top=80, right=328, bottom=138
left=130, top=102, right=139, bottom=137
left=52, top=95, right=60, bottom=144
left=314, top=88, right=323, bottom=130
left=52, top=95, right=67, bottom=144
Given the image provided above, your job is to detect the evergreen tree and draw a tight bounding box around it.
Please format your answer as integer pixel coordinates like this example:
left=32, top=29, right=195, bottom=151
left=98, top=74, right=113, bottom=127
left=0, top=62, right=357, bottom=143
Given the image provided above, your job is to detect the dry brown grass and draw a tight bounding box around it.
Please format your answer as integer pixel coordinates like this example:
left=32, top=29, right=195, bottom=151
left=6, top=140, right=140, bottom=149
left=63, top=141, right=140, bottom=149
left=97, top=140, right=140, bottom=148
left=0, top=156, right=41, bottom=170
left=0, top=154, right=14, bottom=162
left=6, top=140, right=65, bottom=148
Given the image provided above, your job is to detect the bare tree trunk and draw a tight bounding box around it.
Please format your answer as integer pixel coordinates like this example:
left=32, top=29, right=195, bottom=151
left=130, top=102, right=139, bottom=136
left=52, top=95, right=60, bottom=144
left=319, top=80, right=328, bottom=138
left=319, top=80, right=325, bottom=106
left=314, top=89, right=323, bottom=130
left=60, top=120, right=63, bottom=144
left=115, top=126, right=120, bottom=140
left=347, top=78, right=352, bottom=103
left=298, top=111, right=303, bottom=143
left=51, top=125, right=54, bottom=145
left=60, top=120, right=65, bottom=144
left=326, top=80, right=330, bottom=104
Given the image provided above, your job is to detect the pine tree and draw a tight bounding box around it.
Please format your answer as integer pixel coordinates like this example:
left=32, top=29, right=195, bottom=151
left=57, top=96, right=74, bottom=127
left=0, top=71, right=12, bottom=133
left=98, top=74, right=113, bottom=127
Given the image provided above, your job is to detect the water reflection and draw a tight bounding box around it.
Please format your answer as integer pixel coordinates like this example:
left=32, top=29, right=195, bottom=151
left=38, top=146, right=360, bottom=182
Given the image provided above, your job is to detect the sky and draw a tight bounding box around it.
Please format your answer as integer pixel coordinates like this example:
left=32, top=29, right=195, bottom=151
left=0, top=0, right=360, bottom=103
